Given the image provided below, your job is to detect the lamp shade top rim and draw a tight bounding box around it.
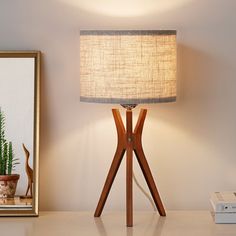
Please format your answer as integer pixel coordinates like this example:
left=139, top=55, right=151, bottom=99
left=80, top=30, right=176, bottom=36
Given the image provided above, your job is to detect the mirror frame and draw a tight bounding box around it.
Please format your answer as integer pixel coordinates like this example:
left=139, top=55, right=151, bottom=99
left=0, top=51, right=40, bottom=216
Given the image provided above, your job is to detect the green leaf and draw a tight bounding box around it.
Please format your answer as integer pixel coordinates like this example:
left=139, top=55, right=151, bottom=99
left=0, top=108, right=19, bottom=175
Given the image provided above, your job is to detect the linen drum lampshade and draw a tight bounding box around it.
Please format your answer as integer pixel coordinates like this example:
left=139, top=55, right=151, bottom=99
left=80, top=30, right=177, bottom=105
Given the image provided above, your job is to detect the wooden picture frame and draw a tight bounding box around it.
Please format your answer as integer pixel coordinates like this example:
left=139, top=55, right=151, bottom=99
left=0, top=51, right=40, bottom=216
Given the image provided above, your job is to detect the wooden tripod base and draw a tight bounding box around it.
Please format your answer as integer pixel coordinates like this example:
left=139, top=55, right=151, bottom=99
left=94, top=108, right=166, bottom=227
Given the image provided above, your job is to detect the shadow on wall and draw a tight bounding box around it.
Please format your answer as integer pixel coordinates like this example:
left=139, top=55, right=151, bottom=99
left=149, top=44, right=236, bottom=161
left=146, top=43, right=236, bottom=209
left=149, top=45, right=236, bottom=185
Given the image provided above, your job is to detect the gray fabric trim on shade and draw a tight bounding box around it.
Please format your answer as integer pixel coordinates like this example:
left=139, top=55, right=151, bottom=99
left=80, top=96, right=176, bottom=104
left=80, top=30, right=176, bottom=36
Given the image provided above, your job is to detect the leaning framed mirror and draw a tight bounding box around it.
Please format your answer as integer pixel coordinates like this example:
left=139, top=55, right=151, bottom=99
left=0, top=51, right=40, bottom=216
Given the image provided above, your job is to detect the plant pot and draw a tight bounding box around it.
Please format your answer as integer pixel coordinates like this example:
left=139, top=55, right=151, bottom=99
left=0, top=174, right=20, bottom=198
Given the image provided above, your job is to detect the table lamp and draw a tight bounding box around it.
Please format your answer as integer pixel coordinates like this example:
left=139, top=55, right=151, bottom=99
left=80, top=30, right=177, bottom=227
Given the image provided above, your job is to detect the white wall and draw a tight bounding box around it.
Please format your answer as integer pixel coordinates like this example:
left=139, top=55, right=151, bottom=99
left=0, top=0, right=236, bottom=211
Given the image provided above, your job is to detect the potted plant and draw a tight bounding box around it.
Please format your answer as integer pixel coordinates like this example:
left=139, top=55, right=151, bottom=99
left=0, top=108, right=20, bottom=198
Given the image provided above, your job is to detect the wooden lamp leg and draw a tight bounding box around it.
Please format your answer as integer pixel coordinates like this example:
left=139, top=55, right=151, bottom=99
left=94, top=108, right=166, bottom=226
left=94, top=110, right=126, bottom=217
left=126, top=110, right=133, bottom=226
left=133, top=109, right=166, bottom=216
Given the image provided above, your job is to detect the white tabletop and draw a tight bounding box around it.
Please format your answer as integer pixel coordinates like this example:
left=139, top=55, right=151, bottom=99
left=0, top=211, right=235, bottom=236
